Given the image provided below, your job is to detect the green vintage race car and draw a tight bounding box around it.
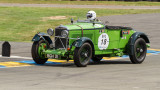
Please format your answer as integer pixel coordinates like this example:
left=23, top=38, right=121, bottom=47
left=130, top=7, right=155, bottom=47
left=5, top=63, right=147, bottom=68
left=31, top=11, right=150, bottom=67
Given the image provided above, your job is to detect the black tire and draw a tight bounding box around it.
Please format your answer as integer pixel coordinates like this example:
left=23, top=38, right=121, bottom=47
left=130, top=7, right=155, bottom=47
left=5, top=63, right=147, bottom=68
left=31, top=40, right=49, bottom=64
left=74, top=43, right=92, bottom=67
left=129, top=38, right=147, bottom=64
left=92, top=55, right=103, bottom=63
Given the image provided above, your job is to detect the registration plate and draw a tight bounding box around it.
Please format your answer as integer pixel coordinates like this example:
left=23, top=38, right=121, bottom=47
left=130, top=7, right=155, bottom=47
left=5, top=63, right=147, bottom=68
left=47, top=54, right=59, bottom=59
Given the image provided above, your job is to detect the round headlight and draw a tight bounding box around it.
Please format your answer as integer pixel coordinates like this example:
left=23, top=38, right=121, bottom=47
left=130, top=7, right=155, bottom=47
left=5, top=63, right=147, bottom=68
left=47, top=28, right=54, bottom=36
left=61, top=30, right=68, bottom=38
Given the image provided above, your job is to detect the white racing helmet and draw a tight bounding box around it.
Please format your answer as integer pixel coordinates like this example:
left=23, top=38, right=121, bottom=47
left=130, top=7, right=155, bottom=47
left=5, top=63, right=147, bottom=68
left=86, top=10, right=96, bottom=21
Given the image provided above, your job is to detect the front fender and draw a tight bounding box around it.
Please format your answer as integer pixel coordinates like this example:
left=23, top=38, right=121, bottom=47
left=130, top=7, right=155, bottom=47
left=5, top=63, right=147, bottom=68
left=72, top=37, right=93, bottom=47
left=128, top=32, right=150, bottom=55
left=71, top=37, right=95, bottom=56
left=32, top=32, right=52, bottom=44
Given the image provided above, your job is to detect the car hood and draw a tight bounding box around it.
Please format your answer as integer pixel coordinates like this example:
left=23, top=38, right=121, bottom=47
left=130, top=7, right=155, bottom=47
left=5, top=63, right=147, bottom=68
left=63, top=22, right=104, bottom=31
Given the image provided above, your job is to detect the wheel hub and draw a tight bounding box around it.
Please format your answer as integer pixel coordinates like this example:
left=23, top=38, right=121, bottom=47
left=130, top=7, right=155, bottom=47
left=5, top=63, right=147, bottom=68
left=81, top=51, right=88, bottom=58
left=84, top=52, right=88, bottom=57
left=140, top=49, right=143, bottom=53
left=137, top=48, right=143, bottom=53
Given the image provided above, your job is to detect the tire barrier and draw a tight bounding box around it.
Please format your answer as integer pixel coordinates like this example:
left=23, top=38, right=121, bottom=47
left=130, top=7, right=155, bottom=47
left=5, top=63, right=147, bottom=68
left=2, top=41, right=11, bottom=57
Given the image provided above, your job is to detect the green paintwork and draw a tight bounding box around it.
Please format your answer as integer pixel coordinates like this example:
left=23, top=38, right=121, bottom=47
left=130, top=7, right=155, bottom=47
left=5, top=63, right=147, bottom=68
left=67, top=22, right=135, bottom=56
left=146, top=44, right=150, bottom=48
left=45, top=49, right=66, bottom=56
left=32, top=20, right=150, bottom=60
left=38, top=43, right=47, bottom=59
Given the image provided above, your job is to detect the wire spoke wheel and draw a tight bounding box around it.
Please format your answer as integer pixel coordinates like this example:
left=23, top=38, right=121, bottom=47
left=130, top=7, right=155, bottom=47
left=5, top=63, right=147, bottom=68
left=38, top=43, right=47, bottom=59
left=74, top=43, right=92, bottom=67
left=79, top=47, right=90, bottom=65
left=32, top=40, right=49, bottom=64
left=135, top=42, right=144, bottom=59
left=129, top=38, right=147, bottom=64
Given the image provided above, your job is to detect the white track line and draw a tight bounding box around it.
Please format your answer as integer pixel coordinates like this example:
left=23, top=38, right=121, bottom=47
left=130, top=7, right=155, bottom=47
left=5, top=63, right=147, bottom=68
left=0, top=50, right=159, bottom=60
left=0, top=55, right=32, bottom=59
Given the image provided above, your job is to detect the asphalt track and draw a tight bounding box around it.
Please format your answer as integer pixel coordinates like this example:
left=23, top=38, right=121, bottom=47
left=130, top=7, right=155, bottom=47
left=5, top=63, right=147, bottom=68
left=0, top=13, right=160, bottom=90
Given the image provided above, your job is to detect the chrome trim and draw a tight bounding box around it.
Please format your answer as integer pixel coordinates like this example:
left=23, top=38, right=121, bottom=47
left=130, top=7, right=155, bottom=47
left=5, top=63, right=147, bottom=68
left=55, top=36, right=66, bottom=38
left=61, top=30, right=68, bottom=38
left=54, top=28, right=69, bottom=50
left=40, top=36, right=45, bottom=40
left=55, top=36, right=80, bottom=40
left=47, top=28, right=54, bottom=36
left=59, top=37, right=66, bottom=50
left=54, top=36, right=68, bottom=50
left=69, top=38, right=80, bottom=40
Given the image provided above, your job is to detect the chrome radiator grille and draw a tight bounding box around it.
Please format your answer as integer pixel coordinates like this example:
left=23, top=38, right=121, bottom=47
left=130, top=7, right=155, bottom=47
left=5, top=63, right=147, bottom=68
left=55, top=27, right=68, bottom=49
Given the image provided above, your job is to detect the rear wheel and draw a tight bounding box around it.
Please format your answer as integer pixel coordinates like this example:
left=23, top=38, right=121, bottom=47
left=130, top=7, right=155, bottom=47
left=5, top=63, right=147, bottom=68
left=32, top=40, right=49, bottom=64
left=92, top=55, right=103, bottom=63
left=129, top=38, right=147, bottom=64
left=74, top=43, right=92, bottom=67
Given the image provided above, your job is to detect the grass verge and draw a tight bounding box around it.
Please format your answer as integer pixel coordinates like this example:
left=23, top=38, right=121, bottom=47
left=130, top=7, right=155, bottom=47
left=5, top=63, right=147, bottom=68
left=0, top=7, right=160, bottom=42
left=1, top=0, right=160, bottom=6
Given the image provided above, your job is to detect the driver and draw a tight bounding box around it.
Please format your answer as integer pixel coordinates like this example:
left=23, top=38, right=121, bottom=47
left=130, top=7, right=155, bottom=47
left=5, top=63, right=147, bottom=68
left=86, top=10, right=101, bottom=23
left=86, top=10, right=96, bottom=21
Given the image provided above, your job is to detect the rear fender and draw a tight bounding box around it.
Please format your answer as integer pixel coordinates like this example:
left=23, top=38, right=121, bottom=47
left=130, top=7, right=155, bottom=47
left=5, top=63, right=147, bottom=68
left=128, top=32, right=150, bottom=55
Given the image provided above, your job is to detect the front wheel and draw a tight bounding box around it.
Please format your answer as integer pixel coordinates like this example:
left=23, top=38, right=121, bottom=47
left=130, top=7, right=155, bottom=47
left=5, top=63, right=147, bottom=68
left=74, top=43, right=92, bottom=67
left=31, top=40, right=49, bottom=64
left=129, top=38, right=147, bottom=64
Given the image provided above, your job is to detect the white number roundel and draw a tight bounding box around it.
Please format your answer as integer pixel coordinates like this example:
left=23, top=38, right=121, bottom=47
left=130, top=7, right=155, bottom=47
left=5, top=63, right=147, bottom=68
left=98, top=33, right=109, bottom=50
